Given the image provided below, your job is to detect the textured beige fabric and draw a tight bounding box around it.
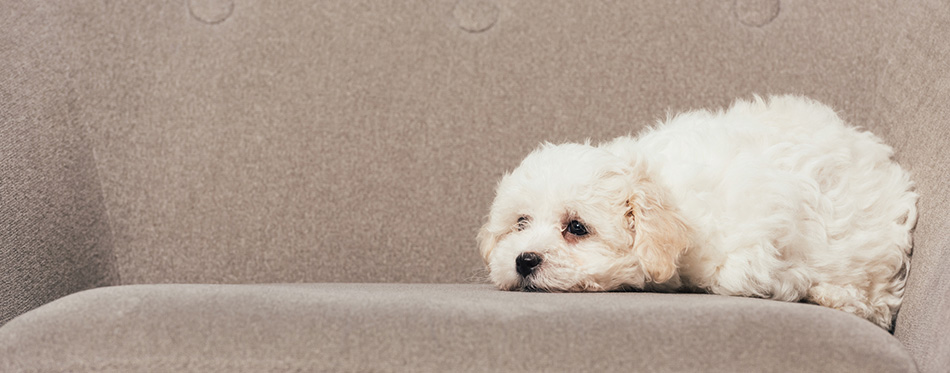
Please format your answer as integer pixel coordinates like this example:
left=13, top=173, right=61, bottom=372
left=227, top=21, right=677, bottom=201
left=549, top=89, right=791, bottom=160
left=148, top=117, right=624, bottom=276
left=0, top=284, right=918, bottom=372
left=871, top=2, right=950, bottom=372
left=0, top=1, right=119, bottom=326
left=64, top=2, right=948, bottom=365
left=1, top=0, right=949, bottom=371
left=75, top=1, right=896, bottom=285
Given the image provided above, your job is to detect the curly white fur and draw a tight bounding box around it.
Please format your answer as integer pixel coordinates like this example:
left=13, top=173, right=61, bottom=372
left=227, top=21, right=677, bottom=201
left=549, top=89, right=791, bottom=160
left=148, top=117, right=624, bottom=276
left=478, top=95, right=917, bottom=330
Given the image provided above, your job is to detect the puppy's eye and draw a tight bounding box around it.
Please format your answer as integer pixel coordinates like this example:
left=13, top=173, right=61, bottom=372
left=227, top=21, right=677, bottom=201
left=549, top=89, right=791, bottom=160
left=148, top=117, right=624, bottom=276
left=566, top=220, right=589, bottom=236
left=516, top=216, right=529, bottom=231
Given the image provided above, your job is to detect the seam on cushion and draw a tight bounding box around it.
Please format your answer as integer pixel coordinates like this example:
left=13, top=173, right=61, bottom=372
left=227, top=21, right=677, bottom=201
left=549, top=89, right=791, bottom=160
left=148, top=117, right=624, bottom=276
left=13, top=358, right=348, bottom=372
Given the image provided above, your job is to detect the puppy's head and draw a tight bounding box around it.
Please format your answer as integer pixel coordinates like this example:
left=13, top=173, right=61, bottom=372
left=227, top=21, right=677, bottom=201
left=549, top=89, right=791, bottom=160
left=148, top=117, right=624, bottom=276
left=478, top=142, right=690, bottom=292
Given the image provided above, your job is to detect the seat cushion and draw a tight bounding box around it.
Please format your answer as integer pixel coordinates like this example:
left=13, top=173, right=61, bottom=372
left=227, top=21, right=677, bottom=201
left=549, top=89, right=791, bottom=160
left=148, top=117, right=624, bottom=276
left=0, top=283, right=916, bottom=372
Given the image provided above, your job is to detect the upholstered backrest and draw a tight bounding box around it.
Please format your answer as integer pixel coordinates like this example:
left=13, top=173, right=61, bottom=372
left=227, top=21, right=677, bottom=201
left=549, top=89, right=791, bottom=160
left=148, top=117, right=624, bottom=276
left=2, top=0, right=948, bottom=370
left=72, top=1, right=901, bottom=284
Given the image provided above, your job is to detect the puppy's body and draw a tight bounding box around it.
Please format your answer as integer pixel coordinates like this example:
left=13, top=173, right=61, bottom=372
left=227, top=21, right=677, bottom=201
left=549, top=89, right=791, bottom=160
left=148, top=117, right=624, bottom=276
left=479, top=95, right=917, bottom=329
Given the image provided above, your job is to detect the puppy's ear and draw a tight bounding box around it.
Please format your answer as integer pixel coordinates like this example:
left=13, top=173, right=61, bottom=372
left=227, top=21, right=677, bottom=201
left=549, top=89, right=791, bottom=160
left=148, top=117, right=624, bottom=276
left=477, top=223, right=498, bottom=265
left=627, top=179, right=691, bottom=284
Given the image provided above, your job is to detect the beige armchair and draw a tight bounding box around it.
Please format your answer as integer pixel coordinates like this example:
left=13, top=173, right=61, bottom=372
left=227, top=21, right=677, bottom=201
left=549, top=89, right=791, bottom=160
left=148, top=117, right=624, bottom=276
left=2, top=1, right=947, bottom=371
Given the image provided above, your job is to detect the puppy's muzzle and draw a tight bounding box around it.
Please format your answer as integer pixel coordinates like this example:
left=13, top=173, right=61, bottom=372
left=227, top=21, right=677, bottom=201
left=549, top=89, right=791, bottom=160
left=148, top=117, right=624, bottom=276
left=515, top=252, right=543, bottom=277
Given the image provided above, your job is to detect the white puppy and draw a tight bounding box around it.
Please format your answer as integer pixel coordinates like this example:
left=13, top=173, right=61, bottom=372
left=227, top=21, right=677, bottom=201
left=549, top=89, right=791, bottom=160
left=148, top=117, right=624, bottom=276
left=478, top=95, right=917, bottom=329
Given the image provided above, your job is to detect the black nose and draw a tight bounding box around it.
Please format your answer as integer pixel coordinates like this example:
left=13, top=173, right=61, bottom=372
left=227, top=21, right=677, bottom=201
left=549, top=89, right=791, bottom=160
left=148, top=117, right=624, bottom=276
left=515, top=252, right=543, bottom=277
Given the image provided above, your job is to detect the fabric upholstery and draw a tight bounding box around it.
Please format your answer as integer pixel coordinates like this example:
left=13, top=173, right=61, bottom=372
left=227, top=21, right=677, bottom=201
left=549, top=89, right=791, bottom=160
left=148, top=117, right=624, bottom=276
left=0, top=284, right=918, bottom=372
left=1, top=0, right=949, bottom=371
left=72, top=0, right=900, bottom=285
left=871, top=2, right=950, bottom=371
left=0, top=1, right=119, bottom=326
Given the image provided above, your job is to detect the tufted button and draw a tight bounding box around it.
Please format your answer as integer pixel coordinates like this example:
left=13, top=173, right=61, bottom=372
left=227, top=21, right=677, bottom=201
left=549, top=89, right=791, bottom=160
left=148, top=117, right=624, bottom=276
left=735, top=0, right=780, bottom=27
left=453, top=0, right=500, bottom=33
left=189, top=0, right=234, bottom=24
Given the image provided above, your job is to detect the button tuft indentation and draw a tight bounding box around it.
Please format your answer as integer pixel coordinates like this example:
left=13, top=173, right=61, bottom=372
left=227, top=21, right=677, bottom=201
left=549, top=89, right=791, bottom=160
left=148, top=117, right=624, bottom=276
left=189, top=0, right=234, bottom=24
left=453, top=0, right=499, bottom=33
left=735, top=0, right=780, bottom=27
